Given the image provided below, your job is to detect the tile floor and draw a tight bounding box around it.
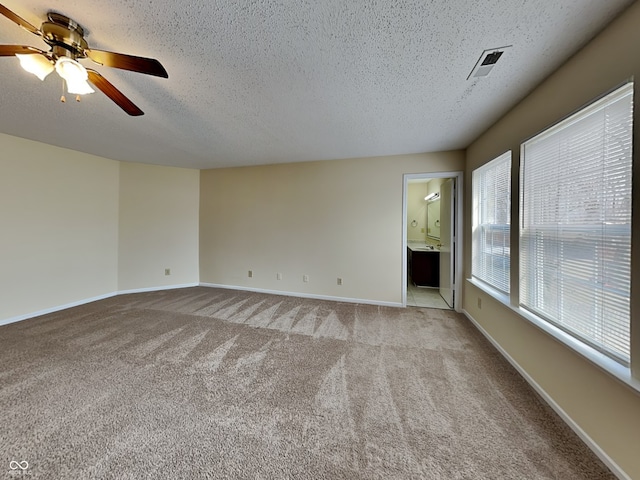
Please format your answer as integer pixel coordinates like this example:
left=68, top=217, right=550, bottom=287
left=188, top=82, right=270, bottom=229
left=407, top=282, right=451, bottom=309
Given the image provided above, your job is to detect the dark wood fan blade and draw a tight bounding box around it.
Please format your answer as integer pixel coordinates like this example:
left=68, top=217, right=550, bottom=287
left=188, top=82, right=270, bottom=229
left=87, top=69, right=144, bottom=116
left=0, top=4, right=41, bottom=35
left=0, top=45, right=43, bottom=56
left=85, top=49, right=168, bottom=78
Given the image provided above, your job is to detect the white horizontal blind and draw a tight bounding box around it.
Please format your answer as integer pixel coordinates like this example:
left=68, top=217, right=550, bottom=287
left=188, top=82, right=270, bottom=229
left=472, top=151, right=511, bottom=293
left=520, top=82, right=633, bottom=364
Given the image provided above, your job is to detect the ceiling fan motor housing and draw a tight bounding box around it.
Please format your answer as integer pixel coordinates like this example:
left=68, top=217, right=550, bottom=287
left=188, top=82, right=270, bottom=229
left=41, top=12, right=88, bottom=60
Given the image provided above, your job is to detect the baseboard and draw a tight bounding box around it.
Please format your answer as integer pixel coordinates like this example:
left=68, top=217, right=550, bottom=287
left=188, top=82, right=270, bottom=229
left=0, top=283, right=200, bottom=327
left=0, top=292, right=118, bottom=327
left=199, top=282, right=403, bottom=308
left=118, top=283, right=200, bottom=296
left=1, top=282, right=401, bottom=327
left=462, top=309, right=630, bottom=480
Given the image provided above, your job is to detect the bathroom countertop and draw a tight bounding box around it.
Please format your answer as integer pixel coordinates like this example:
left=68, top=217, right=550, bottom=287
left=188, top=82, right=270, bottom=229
left=407, top=241, right=440, bottom=252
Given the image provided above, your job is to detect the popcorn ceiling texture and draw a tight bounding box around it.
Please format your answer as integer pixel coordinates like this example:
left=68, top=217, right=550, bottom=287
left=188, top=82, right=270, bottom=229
left=0, top=287, right=615, bottom=479
left=0, top=0, right=634, bottom=168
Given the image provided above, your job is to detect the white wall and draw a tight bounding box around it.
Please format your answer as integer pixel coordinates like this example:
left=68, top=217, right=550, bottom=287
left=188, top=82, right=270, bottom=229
left=463, top=2, right=640, bottom=478
left=118, top=162, right=200, bottom=291
left=0, top=133, right=119, bottom=321
left=200, top=151, right=464, bottom=305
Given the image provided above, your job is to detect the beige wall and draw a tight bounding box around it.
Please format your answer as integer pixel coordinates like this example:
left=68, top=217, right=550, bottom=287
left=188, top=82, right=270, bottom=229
left=200, top=151, right=464, bottom=304
left=426, top=178, right=444, bottom=241
left=0, top=134, right=201, bottom=323
left=5, top=4, right=638, bottom=471
left=118, top=162, right=200, bottom=291
left=407, top=183, right=428, bottom=242
left=0, top=133, right=119, bottom=321
left=407, top=178, right=445, bottom=243
left=464, top=2, right=640, bottom=478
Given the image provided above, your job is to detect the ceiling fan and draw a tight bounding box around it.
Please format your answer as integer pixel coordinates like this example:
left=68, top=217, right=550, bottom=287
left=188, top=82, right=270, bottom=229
left=0, top=3, right=168, bottom=116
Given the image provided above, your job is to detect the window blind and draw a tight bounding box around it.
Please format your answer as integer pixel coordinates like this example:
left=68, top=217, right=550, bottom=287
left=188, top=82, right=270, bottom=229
left=472, top=151, right=511, bottom=293
left=520, top=82, right=633, bottom=364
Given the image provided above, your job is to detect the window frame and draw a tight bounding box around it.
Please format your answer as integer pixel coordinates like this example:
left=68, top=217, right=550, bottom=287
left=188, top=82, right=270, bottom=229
left=519, top=82, right=633, bottom=366
left=467, top=81, right=638, bottom=393
left=471, top=151, right=512, bottom=295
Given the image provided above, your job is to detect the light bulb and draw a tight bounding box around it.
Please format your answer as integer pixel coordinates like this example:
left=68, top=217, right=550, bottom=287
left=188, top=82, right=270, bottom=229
left=65, top=78, right=95, bottom=95
left=425, top=192, right=439, bottom=201
left=55, top=57, right=94, bottom=95
left=16, top=53, right=54, bottom=81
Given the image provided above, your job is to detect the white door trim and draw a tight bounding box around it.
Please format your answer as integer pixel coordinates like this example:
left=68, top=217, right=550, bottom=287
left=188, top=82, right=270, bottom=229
left=402, top=171, right=464, bottom=311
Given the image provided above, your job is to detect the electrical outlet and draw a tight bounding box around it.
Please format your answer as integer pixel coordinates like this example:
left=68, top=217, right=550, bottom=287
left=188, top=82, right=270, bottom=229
left=277, top=273, right=282, bottom=280
left=337, top=277, right=343, bottom=286
left=303, top=275, right=309, bottom=283
left=164, top=268, right=171, bottom=276
left=248, top=270, right=253, bottom=278
left=477, top=297, right=482, bottom=309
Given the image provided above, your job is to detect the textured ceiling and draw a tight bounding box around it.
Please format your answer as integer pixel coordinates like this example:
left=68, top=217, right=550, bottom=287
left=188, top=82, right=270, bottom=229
left=0, top=0, right=635, bottom=169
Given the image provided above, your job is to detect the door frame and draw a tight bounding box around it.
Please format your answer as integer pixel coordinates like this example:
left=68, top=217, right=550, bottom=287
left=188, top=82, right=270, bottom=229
left=402, top=171, right=464, bottom=311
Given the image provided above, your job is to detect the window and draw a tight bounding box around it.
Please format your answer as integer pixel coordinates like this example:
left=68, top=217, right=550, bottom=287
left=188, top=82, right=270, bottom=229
left=520, top=82, right=633, bottom=364
left=472, top=151, right=511, bottom=293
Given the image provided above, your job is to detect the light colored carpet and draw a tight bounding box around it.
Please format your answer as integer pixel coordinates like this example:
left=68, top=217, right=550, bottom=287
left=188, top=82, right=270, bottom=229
left=0, top=287, right=614, bottom=479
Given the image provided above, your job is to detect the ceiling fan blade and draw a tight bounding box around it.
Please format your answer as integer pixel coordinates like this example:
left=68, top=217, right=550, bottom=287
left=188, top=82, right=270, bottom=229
left=87, top=69, right=144, bottom=116
left=0, top=4, right=41, bottom=36
left=85, top=49, right=168, bottom=78
left=0, top=45, right=43, bottom=56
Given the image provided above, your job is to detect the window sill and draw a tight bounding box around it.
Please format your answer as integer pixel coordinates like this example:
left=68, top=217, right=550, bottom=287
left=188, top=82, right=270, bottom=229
left=468, top=277, right=510, bottom=305
left=466, top=277, right=640, bottom=396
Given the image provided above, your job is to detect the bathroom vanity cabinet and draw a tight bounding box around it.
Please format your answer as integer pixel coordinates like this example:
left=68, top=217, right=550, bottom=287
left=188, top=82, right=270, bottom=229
left=408, top=247, right=440, bottom=287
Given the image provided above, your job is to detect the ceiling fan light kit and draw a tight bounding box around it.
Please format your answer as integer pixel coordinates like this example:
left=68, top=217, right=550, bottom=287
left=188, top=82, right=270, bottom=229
left=16, top=52, right=53, bottom=80
left=0, top=4, right=168, bottom=116
left=17, top=52, right=95, bottom=96
left=55, top=57, right=94, bottom=95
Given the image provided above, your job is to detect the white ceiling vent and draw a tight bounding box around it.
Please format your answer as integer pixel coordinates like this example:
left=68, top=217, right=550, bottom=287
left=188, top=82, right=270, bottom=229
left=467, top=46, right=512, bottom=80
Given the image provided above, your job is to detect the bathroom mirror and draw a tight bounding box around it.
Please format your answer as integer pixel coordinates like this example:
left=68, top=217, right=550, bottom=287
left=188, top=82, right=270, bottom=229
left=427, top=199, right=440, bottom=239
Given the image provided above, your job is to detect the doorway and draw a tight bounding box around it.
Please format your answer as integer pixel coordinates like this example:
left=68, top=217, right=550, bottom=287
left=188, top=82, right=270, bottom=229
left=403, top=172, right=463, bottom=311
